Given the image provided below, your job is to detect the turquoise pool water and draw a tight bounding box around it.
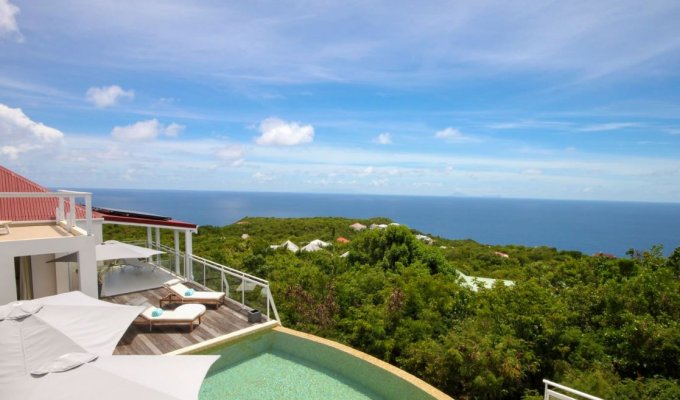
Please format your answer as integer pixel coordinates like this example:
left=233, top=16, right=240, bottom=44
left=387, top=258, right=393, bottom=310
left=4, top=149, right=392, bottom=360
left=197, top=330, right=439, bottom=400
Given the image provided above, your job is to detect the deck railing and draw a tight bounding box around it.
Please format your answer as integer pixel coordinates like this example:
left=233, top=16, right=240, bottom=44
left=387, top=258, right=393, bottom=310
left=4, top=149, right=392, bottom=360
left=543, top=380, right=603, bottom=400
left=0, top=190, right=93, bottom=236
left=127, top=240, right=280, bottom=322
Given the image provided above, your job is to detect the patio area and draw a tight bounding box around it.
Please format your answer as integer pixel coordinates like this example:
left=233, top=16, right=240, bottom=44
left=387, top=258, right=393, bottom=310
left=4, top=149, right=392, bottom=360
left=104, top=286, right=258, bottom=355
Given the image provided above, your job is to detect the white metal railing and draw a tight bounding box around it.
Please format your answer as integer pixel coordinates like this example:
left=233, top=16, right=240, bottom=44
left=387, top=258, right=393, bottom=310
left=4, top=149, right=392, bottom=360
left=544, top=380, right=603, bottom=400
left=0, top=190, right=93, bottom=236
left=126, top=240, right=280, bottom=322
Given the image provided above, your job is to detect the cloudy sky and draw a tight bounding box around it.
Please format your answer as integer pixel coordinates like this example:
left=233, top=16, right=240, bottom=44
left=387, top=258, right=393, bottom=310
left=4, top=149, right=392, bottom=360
left=1, top=1, right=680, bottom=202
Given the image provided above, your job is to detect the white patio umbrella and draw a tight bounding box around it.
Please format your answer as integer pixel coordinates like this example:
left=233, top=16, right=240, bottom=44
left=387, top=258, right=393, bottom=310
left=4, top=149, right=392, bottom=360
left=2, top=353, right=218, bottom=400
left=0, top=291, right=145, bottom=386
left=96, top=240, right=164, bottom=262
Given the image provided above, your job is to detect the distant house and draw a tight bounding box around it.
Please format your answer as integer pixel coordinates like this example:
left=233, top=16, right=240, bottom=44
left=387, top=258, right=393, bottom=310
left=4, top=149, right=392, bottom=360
left=369, top=224, right=388, bottom=230
left=594, top=252, right=617, bottom=259
left=415, top=234, right=434, bottom=244
left=494, top=251, right=509, bottom=258
left=456, top=270, right=515, bottom=292
left=349, top=222, right=366, bottom=231
left=336, top=237, right=350, bottom=244
left=241, top=233, right=250, bottom=240
left=270, top=240, right=299, bottom=252
left=301, top=239, right=331, bottom=252
left=340, top=251, right=350, bottom=258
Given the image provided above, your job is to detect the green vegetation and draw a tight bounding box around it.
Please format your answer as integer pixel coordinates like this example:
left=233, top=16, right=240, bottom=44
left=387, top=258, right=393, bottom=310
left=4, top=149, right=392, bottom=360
left=105, top=217, right=680, bottom=399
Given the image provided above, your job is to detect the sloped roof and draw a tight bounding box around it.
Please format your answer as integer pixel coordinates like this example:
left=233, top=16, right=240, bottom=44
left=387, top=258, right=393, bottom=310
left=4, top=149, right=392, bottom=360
left=0, top=166, right=101, bottom=222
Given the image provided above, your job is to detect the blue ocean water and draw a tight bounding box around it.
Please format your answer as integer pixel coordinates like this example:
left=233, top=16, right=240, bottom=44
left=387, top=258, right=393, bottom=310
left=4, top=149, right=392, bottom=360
left=74, top=189, right=680, bottom=257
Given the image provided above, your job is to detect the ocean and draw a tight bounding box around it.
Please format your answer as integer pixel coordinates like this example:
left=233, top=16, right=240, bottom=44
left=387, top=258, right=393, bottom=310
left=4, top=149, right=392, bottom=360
left=74, top=189, right=680, bottom=257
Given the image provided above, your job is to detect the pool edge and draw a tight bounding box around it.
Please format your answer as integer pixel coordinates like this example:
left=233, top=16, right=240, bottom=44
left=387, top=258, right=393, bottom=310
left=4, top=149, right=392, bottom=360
left=170, top=321, right=452, bottom=400
left=273, top=326, right=453, bottom=400
left=167, top=320, right=280, bottom=355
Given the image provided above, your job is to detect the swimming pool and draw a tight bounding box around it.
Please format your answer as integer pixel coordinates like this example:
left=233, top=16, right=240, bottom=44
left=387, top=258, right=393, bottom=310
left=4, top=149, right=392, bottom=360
left=189, top=325, right=450, bottom=400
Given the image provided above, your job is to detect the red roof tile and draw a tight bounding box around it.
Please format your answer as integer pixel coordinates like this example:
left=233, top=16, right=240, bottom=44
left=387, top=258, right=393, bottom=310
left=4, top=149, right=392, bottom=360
left=0, top=165, right=101, bottom=222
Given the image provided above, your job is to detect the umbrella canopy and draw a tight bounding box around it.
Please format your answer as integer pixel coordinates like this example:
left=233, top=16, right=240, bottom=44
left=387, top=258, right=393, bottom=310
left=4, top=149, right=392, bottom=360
left=96, top=240, right=163, bottom=262
left=2, top=354, right=218, bottom=400
left=0, top=291, right=145, bottom=385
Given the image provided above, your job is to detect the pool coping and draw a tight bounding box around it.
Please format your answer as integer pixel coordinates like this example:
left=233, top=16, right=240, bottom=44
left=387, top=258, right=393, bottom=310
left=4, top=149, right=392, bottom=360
left=170, top=321, right=452, bottom=400
left=166, top=320, right=280, bottom=355
left=274, top=326, right=453, bottom=400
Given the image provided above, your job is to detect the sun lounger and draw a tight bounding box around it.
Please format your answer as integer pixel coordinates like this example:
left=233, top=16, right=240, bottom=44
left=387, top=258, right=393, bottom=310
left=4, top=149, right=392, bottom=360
left=139, top=304, right=206, bottom=332
left=160, top=279, right=226, bottom=308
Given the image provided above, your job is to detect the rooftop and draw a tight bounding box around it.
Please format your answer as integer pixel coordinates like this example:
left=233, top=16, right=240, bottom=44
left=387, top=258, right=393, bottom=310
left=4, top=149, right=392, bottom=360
left=0, top=223, right=74, bottom=242
left=0, top=165, right=102, bottom=222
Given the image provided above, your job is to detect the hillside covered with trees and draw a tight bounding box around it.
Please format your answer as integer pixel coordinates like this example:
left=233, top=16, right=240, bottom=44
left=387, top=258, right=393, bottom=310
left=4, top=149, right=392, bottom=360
left=105, top=217, right=680, bottom=399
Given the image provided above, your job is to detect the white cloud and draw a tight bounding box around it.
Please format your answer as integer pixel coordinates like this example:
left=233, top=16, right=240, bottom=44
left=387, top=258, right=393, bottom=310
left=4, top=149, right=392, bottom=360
left=0, top=0, right=21, bottom=41
left=357, top=166, right=374, bottom=177
left=434, top=127, right=478, bottom=143
left=373, top=132, right=392, bottom=144
left=110, top=119, right=182, bottom=141
left=255, top=117, right=314, bottom=146
left=580, top=122, right=639, bottom=132
left=581, top=122, right=640, bottom=132
left=86, top=85, right=135, bottom=107
left=0, top=103, right=64, bottom=159
left=253, top=171, right=274, bottom=181
left=164, top=122, right=184, bottom=137
left=216, top=145, right=245, bottom=166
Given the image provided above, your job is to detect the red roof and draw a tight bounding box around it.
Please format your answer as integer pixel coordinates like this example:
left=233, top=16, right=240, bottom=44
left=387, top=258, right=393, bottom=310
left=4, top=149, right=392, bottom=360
left=1, top=166, right=196, bottom=230
left=0, top=165, right=102, bottom=222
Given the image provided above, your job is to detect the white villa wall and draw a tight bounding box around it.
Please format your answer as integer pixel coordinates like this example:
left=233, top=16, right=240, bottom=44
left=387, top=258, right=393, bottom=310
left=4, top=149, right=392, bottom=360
left=0, top=234, right=98, bottom=304
left=76, top=218, right=104, bottom=244
left=31, top=253, right=57, bottom=298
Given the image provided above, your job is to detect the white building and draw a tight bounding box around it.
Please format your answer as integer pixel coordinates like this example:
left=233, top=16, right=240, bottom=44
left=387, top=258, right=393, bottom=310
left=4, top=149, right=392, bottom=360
left=0, top=166, right=198, bottom=304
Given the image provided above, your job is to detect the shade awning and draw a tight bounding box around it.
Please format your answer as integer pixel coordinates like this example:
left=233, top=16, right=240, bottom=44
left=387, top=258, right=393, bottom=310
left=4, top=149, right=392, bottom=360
left=0, top=291, right=145, bottom=386
left=96, top=240, right=164, bottom=262
left=3, top=354, right=218, bottom=400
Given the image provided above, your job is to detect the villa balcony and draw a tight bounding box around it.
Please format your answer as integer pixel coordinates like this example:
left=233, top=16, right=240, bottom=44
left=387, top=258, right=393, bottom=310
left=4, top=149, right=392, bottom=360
left=101, top=243, right=280, bottom=355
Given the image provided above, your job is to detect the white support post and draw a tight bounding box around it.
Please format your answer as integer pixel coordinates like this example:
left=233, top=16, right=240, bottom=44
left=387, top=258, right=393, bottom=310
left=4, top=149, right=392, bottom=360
left=58, top=197, right=65, bottom=221
left=85, top=194, right=92, bottom=235
left=174, top=230, right=180, bottom=274
left=0, top=256, right=17, bottom=304
left=154, top=227, right=161, bottom=264
left=184, top=230, right=193, bottom=281
left=147, top=227, right=152, bottom=248
left=68, top=195, right=76, bottom=229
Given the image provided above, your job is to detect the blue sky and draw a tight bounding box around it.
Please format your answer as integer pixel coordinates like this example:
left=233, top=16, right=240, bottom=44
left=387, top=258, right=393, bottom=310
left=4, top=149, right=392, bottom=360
left=1, top=1, right=680, bottom=202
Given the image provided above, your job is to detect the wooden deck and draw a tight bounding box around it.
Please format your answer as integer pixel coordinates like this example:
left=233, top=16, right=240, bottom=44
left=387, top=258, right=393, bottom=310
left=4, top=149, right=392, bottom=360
left=105, top=286, right=256, bottom=355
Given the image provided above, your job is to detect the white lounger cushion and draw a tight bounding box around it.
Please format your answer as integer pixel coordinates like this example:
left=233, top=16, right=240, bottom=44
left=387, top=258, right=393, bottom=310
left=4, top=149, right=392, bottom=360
left=165, top=281, right=225, bottom=300
left=141, top=305, right=205, bottom=321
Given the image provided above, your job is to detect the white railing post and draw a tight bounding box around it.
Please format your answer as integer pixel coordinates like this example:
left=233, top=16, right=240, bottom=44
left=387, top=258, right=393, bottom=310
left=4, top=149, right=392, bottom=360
left=543, top=379, right=603, bottom=400
left=58, top=196, right=65, bottom=221
left=173, top=230, right=180, bottom=274
left=85, top=194, right=92, bottom=235
left=241, top=272, right=246, bottom=305
left=68, top=195, right=76, bottom=229
left=266, top=286, right=270, bottom=320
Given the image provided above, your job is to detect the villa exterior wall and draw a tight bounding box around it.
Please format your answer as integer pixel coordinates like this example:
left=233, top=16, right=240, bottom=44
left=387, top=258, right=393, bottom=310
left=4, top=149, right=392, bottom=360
left=0, top=234, right=98, bottom=303
left=31, top=253, right=57, bottom=298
